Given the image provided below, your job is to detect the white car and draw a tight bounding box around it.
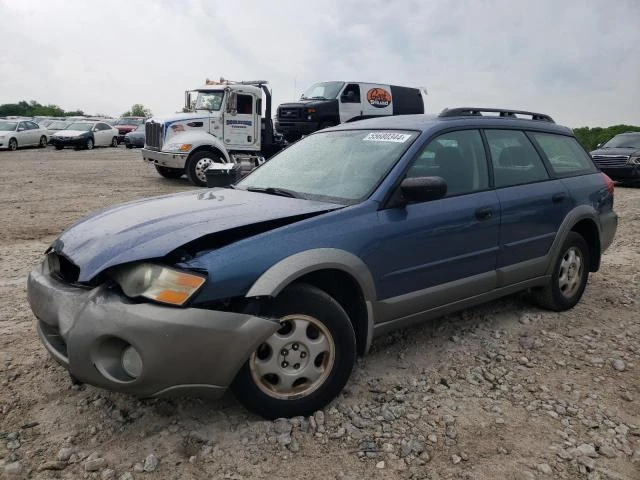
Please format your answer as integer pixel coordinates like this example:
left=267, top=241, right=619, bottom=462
left=44, top=120, right=71, bottom=140
left=49, top=121, right=119, bottom=150
left=0, top=120, right=48, bottom=150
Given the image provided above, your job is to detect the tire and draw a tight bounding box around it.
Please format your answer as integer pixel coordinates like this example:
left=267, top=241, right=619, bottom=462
left=54, top=144, right=64, bottom=150
left=39, top=136, right=47, bottom=148
left=154, top=165, right=184, bottom=179
left=111, top=137, right=118, bottom=147
left=533, top=232, right=590, bottom=311
left=8, top=138, right=17, bottom=151
left=85, top=137, right=94, bottom=150
left=125, top=143, right=133, bottom=149
left=231, top=283, right=356, bottom=419
left=186, top=151, right=223, bottom=187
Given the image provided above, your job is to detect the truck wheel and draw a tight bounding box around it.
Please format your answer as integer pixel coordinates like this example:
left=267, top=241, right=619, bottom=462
left=186, top=151, right=223, bottom=187
left=533, top=232, right=590, bottom=311
left=155, top=165, right=184, bottom=179
left=39, top=136, right=47, bottom=148
left=8, top=138, right=18, bottom=151
left=231, top=283, right=356, bottom=419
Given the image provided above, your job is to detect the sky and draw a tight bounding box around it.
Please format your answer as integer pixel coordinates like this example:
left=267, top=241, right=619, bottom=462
left=0, top=0, right=638, bottom=127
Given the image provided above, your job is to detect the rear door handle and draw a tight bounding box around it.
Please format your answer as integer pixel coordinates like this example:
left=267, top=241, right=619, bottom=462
left=475, top=207, right=494, bottom=221
left=552, top=192, right=566, bottom=203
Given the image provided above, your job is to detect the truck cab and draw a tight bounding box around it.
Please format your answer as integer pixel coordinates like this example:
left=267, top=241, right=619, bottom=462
left=142, top=80, right=284, bottom=186
left=275, top=81, right=425, bottom=142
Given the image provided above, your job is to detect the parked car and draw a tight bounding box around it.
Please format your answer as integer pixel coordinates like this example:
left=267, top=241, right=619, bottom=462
left=0, top=119, right=48, bottom=150
left=589, top=132, right=640, bottom=183
left=27, top=107, right=617, bottom=419
left=44, top=120, right=71, bottom=142
left=114, top=117, right=145, bottom=143
left=124, top=123, right=145, bottom=148
left=49, top=121, right=119, bottom=150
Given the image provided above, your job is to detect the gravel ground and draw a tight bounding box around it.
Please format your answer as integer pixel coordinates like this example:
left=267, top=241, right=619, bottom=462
left=1, top=147, right=639, bottom=480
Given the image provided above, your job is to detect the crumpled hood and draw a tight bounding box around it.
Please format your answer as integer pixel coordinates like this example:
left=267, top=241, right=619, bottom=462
left=52, top=188, right=342, bottom=282
left=52, top=130, right=89, bottom=138
left=590, top=147, right=639, bottom=157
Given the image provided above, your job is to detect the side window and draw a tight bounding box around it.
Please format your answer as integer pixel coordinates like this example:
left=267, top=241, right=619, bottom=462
left=485, top=130, right=549, bottom=188
left=406, top=130, right=489, bottom=196
left=27, top=121, right=39, bottom=130
left=341, top=84, right=361, bottom=103
left=529, top=132, right=597, bottom=176
left=99, top=123, right=110, bottom=130
left=236, top=95, right=253, bottom=114
left=18, top=122, right=26, bottom=131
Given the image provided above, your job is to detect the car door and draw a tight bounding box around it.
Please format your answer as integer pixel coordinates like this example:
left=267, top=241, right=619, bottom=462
left=484, top=129, right=571, bottom=284
left=16, top=121, right=30, bottom=145
left=224, top=93, right=258, bottom=149
left=366, top=129, right=500, bottom=321
left=338, top=83, right=362, bottom=123
left=28, top=122, right=42, bottom=144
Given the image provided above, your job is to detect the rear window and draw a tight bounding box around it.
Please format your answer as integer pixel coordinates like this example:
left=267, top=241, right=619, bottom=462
left=529, top=132, right=597, bottom=176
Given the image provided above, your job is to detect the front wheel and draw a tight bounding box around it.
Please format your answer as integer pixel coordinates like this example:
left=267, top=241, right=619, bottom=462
left=39, top=136, right=47, bottom=148
left=231, top=283, right=356, bottom=419
left=186, top=151, right=223, bottom=187
left=85, top=138, right=94, bottom=150
left=154, top=165, right=184, bottom=179
left=533, top=232, right=590, bottom=311
left=111, top=137, right=118, bottom=147
left=8, top=138, right=17, bottom=151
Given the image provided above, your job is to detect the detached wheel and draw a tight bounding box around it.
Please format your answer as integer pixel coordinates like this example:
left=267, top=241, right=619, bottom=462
left=85, top=138, right=94, bottom=150
left=231, top=283, right=356, bottom=419
left=39, top=136, right=47, bottom=148
left=8, top=138, right=17, bottom=151
left=154, top=165, right=184, bottom=179
left=534, top=232, right=590, bottom=311
left=110, top=137, right=118, bottom=147
left=186, top=151, right=223, bottom=187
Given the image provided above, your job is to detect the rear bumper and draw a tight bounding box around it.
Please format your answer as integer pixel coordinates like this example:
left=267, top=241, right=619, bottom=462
left=27, top=260, right=279, bottom=398
left=600, top=210, right=618, bottom=253
left=142, top=148, right=188, bottom=169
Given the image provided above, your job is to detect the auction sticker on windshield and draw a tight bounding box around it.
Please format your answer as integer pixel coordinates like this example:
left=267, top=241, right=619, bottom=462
left=363, top=132, right=412, bottom=143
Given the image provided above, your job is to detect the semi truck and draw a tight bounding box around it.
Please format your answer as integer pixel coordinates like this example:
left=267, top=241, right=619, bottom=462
left=275, top=81, right=425, bottom=142
left=142, top=79, right=285, bottom=186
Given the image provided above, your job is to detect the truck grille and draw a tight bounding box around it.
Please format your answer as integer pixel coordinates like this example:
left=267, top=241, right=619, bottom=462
left=592, top=155, right=629, bottom=168
left=145, top=122, right=163, bottom=150
left=278, top=108, right=301, bottom=120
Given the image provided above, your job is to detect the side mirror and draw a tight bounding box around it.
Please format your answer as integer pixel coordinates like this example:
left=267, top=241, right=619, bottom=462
left=596, top=142, right=603, bottom=148
left=400, top=176, right=447, bottom=203
left=185, top=90, right=192, bottom=111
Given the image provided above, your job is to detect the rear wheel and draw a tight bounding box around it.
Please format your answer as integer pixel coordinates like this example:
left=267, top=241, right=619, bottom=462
left=125, top=143, right=133, bottom=149
left=533, top=232, right=590, bottom=311
left=231, top=283, right=356, bottom=419
left=186, top=151, right=223, bottom=187
left=8, top=138, right=17, bottom=151
left=154, top=165, right=184, bottom=179
left=39, top=136, right=47, bottom=148
left=111, top=137, right=118, bottom=147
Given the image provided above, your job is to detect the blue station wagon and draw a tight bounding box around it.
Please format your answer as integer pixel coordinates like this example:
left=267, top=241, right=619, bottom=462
left=28, top=107, right=618, bottom=419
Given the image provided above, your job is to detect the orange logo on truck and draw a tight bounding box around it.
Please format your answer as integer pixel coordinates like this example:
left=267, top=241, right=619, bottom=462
left=367, top=88, right=392, bottom=108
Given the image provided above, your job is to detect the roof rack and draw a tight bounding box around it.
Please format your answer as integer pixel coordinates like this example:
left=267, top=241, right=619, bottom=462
left=439, top=107, right=554, bottom=123
left=205, top=77, right=268, bottom=86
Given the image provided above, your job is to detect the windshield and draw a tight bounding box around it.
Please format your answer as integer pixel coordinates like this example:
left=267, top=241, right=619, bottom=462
left=236, top=130, right=418, bottom=204
left=0, top=121, right=17, bottom=131
left=301, top=81, right=344, bottom=100
left=48, top=121, right=69, bottom=130
left=135, top=124, right=145, bottom=131
left=195, top=91, right=224, bottom=111
left=116, top=118, right=143, bottom=126
left=603, top=134, right=640, bottom=149
left=67, top=122, right=94, bottom=131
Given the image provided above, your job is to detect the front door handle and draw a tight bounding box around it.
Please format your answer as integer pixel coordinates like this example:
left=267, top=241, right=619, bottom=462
left=552, top=192, right=566, bottom=203
left=475, top=207, right=494, bottom=221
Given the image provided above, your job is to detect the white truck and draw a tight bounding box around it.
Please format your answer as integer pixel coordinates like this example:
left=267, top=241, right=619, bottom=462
left=142, top=79, right=285, bottom=186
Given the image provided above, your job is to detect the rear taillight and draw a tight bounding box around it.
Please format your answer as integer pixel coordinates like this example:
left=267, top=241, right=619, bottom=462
left=602, top=172, right=615, bottom=196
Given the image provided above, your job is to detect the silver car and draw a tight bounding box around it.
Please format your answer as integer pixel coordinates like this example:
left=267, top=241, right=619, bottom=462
left=0, top=119, right=48, bottom=150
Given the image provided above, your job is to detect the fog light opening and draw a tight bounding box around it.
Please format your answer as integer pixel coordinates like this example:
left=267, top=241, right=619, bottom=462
left=121, top=346, right=143, bottom=379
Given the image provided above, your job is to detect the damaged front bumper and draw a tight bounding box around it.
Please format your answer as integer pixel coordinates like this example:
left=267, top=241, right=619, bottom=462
left=27, top=260, right=279, bottom=398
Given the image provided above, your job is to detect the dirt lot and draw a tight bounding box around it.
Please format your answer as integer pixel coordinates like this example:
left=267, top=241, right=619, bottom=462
left=1, top=147, right=638, bottom=480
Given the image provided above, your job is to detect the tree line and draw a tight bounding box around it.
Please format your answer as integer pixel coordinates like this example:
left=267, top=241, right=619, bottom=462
left=573, top=125, right=640, bottom=151
left=0, top=100, right=152, bottom=119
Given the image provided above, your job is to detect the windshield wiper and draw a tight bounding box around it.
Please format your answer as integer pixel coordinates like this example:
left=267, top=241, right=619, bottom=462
left=246, top=186, right=301, bottom=198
